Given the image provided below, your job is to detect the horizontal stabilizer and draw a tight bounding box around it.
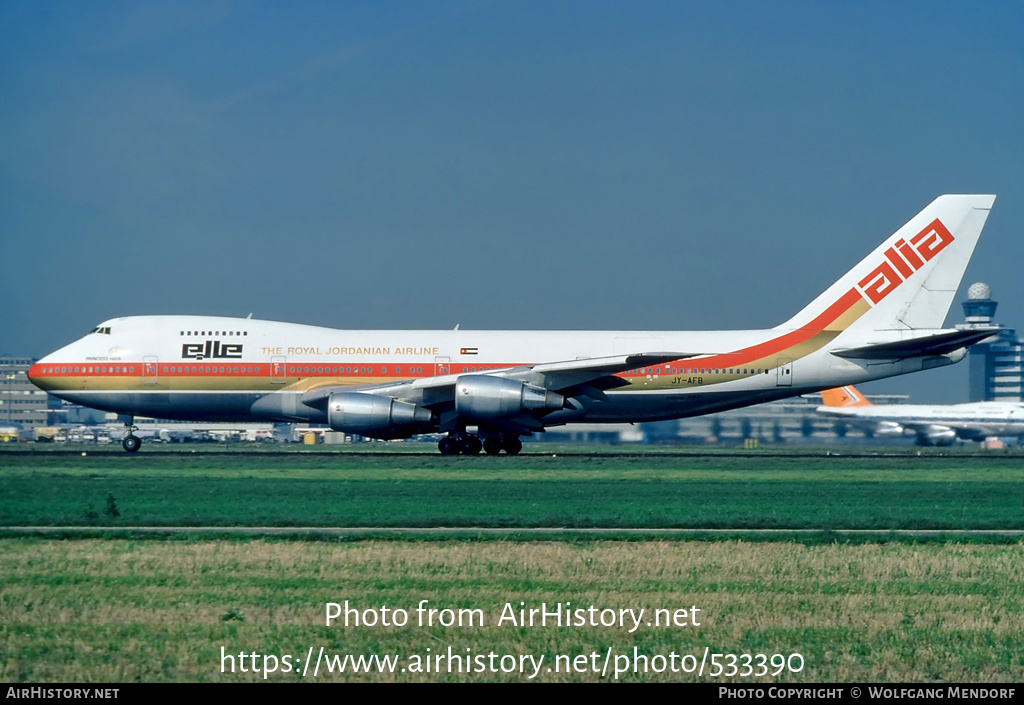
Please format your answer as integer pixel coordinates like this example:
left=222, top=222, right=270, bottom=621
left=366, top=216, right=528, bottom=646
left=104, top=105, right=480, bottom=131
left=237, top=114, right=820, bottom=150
left=830, top=327, right=999, bottom=360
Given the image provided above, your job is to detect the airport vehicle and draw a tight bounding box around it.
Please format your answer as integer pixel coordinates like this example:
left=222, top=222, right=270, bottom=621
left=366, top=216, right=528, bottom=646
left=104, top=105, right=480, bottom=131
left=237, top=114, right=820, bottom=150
left=817, top=384, right=1024, bottom=445
left=29, top=195, right=997, bottom=454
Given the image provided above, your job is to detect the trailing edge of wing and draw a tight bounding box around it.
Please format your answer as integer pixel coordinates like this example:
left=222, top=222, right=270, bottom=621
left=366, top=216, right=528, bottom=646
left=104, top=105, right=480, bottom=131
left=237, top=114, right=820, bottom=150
left=530, top=352, right=704, bottom=375
left=830, top=327, right=999, bottom=360
left=525, top=351, right=706, bottom=394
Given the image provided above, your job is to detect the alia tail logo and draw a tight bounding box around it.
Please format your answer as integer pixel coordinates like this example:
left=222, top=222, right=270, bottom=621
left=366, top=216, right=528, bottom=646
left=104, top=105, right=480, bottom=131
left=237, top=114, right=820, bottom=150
left=855, top=218, right=954, bottom=305
left=181, top=340, right=243, bottom=360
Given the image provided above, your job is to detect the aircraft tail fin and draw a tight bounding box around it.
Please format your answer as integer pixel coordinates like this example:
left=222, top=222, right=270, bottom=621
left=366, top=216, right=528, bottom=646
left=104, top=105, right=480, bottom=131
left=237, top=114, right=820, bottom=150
left=820, top=385, right=873, bottom=408
left=777, top=195, right=995, bottom=334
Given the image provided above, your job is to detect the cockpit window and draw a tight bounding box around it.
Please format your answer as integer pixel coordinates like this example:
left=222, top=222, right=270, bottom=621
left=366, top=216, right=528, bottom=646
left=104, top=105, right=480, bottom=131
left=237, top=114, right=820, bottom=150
left=88, top=326, right=112, bottom=335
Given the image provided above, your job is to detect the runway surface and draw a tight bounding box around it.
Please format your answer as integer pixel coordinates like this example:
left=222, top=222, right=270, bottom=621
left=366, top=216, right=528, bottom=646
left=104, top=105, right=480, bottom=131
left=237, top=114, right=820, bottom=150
left=4, top=526, right=1024, bottom=537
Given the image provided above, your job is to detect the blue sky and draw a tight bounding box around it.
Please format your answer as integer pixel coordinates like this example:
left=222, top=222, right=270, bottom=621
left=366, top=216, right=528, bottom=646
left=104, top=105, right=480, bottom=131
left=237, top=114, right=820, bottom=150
left=2, top=1, right=1022, bottom=402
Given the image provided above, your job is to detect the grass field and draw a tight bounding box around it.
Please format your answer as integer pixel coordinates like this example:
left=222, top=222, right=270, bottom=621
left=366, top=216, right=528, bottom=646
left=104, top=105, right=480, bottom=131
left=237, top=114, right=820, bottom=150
left=2, top=445, right=1023, bottom=530
left=2, top=539, right=1022, bottom=682
left=2, top=445, right=1022, bottom=682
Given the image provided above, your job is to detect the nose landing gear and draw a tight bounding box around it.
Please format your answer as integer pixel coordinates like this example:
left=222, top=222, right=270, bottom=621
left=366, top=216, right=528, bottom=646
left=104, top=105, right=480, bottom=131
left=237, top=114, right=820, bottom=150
left=121, top=416, right=141, bottom=453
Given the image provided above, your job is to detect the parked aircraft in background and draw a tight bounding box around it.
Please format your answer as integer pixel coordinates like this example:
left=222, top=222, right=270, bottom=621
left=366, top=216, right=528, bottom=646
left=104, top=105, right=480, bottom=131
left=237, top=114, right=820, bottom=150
left=817, top=384, right=1024, bottom=445
left=30, top=195, right=997, bottom=454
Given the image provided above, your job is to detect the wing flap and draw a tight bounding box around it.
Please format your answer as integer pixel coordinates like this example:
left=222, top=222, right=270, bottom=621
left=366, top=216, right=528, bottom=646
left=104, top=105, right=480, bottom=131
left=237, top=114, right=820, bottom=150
left=528, top=352, right=705, bottom=391
left=530, top=352, right=702, bottom=375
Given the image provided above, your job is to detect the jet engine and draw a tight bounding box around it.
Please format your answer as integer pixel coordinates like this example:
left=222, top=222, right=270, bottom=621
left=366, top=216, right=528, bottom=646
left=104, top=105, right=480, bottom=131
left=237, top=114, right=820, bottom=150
left=920, top=426, right=957, bottom=446
left=873, top=422, right=905, bottom=438
left=327, top=393, right=432, bottom=438
left=455, top=375, right=565, bottom=421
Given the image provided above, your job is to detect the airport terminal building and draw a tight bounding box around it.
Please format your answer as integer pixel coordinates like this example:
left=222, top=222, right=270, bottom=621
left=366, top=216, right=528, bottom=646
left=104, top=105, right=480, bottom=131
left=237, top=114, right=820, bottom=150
left=0, top=356, right=50, bottom=431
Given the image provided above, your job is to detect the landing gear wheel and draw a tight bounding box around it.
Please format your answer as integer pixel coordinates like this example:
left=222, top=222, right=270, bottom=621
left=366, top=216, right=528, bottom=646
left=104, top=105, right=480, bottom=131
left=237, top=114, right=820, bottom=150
left=120, top=416, right=140, bottom=453
left=502, top=436, right=522, bottom=455
left=483, top=437, right=503, bottom=455
left=460, top=436, right=482, bottom=455
left=438, top=437, right=460, bottom=456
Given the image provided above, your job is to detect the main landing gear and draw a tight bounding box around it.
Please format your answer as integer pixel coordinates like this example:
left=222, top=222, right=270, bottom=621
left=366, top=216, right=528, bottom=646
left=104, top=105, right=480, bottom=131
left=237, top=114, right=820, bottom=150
left=121, top=416, right=142, bottom=453
left=438, top=433, right=522, bottom=456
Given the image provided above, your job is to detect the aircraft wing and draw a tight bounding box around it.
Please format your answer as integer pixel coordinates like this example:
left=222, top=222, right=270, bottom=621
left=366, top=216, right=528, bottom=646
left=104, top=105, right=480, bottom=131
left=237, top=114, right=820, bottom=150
left=901, top=421, right=1002, bottom=442
left=902, top=423, right=959, bottom=444
left=524, top=351, right=707, bottom=393
left=300, top=351, right=704, bottom=410
left=816, top=409, right=906, bottom=438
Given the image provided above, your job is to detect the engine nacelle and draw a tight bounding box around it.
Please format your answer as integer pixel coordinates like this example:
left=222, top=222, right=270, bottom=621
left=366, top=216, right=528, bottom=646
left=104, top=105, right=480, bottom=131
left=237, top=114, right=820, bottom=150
left=922, top=426, right=957, bottom=445
left=874, top=422, right=905, bottom=438
left=455, top=375, right=565, bottom=421
left=327, top=393, right=432, bottom=438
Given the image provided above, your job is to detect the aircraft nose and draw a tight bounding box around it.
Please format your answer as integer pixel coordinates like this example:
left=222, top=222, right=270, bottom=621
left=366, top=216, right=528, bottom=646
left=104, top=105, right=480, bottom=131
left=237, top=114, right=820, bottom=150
left=27, top=362, right=46, bottom=389
left=27, top=351, right=61, bottom=391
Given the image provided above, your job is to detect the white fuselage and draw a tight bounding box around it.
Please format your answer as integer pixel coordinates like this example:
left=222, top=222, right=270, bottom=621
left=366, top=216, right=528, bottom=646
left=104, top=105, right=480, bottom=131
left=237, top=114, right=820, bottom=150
left=29, top=314, right=958, bottom=429
left=818, top=402, right=1024, bottom=440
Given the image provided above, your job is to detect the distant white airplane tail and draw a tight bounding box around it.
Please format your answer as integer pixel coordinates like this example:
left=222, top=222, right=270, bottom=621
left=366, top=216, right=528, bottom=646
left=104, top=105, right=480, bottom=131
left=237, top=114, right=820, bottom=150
left=778, top=195, right=995, bottom=334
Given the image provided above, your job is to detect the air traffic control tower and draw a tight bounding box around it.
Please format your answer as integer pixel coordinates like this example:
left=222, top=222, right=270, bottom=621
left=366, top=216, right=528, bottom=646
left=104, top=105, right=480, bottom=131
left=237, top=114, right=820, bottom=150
left=956, top=282, right=1023, bottom=401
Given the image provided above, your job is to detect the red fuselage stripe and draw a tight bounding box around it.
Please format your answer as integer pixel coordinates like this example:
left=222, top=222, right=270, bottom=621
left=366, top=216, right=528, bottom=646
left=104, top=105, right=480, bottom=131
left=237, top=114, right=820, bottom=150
left=29, top=289, right=866, bottom=385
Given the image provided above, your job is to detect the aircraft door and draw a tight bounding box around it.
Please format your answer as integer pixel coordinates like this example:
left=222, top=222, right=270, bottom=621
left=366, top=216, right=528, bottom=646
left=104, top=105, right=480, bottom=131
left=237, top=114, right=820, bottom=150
left=435, top=356, right=450, bottom=377
left=271, top=356, right=287, bottom=384
left=776, top=358, right=793, bottom=387
left=143, top=356, right=158, bottom=385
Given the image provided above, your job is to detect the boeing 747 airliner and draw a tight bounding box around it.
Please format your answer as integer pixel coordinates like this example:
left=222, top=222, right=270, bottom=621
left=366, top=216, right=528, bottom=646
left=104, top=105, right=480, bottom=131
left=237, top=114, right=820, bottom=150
left=30, top=195, right=997, bottom=454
